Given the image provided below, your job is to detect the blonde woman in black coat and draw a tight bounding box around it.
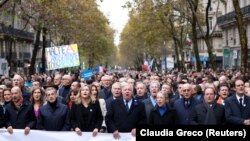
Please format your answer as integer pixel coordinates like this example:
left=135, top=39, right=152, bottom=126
left=70, top=85, right=103, bottom=136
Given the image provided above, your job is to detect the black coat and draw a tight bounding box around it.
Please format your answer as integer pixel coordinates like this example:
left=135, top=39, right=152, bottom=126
left=105, top=98, right=146, bottom=133
left=4, top=102, right=36, bottom=129
left=37, top=100, right=70, bottom=131
left=70, top=101, right=103, bottom=131
left=190, top=102, right=225, bottom=125
left=100, top=87, right=112, bottom=100
left=0, top=105, right=5, bottom=128
left=225, top=95, right=250, bottom=124
left=149, top=105, right=176, bottom=125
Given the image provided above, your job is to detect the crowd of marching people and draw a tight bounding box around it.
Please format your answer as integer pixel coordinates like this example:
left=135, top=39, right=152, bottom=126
left=0, top=68, right=250, bottom=139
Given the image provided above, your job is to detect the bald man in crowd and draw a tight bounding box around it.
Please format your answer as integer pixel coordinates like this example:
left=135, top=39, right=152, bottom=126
left=173, top=83, right=199, bottom=125
left=58, top=75, right=72, bottom=104
left=12, top=75, right=31, bottom=103
left=5, top=86, right=36, bottom=135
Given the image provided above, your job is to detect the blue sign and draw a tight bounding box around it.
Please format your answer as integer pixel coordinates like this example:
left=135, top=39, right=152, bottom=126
left=192, top=56, right=208, bottom=62
left=82, top=69, right=94, bottom=80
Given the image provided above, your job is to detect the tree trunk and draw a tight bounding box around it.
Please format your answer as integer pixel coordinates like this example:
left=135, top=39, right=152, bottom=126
left=29, top=28, right=41, bottom=75
left=203, top=36, right=216, bottom=69
left=91, top=52, right=94, bottom=68
left=135, top=53, right=144, bottom=71
left=232, top=0, right=248, bottom=76
left=6, top=39, right=13, bottom=75
left=188, top=0, right=216, bottom=70
left=41, top=28, right=47, bottom=73
left=191, top=0, right=202, bottom=71
left=88, top=53, right=91, bottom=69
left=205, top=0, right=216, bottom=70
left=168, top=18, right=181, bottom=71
left=180, top=45, right=186, bottom=73
left=173, top=39, right=181, bottom=71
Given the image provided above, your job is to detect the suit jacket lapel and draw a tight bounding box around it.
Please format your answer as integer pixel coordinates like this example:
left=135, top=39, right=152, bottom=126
left=129, top=99, right=138, bottom=113
left=119, top=99, right=128, bottom=113
left=232, top=95, right=242, bottom=109
left=243, top=96, right=249, bottom=110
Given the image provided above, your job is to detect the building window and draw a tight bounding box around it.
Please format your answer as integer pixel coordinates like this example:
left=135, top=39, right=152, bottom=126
left=209, top=17, right=213, bottom=32
left=225, top=30, right=228, bottom=46
left=209, top=5, right=213, bottom=11
left=244, top=0, right=247, bottom=7
left=232, top=28, right=236, bottom=45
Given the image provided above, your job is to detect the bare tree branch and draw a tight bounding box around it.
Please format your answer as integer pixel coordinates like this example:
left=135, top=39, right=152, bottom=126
left=0, top=0, right=9, bottom=8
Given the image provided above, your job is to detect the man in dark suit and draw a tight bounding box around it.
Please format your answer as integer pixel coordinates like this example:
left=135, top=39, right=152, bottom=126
left=105, top=82, right=122, bottom=112
left=58, top=75, right=72, bottom=104
left=190, top=87, right=225, bottom=125
left=169, top=81, right=185, bottom=107
left=174, top=83, right=199, bottom=125
left=105, top=82, right=122, bottom=133
left=106, top=82, right=146, bottom=139
left=224, top=79, right=250, bottom=125
left=143, top=81, right=160, bottom=123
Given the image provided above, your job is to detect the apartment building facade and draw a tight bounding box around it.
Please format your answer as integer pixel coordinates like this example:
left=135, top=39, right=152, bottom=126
left=217, top=0, right=250, bottom=69
left=195, top=0, right=224, bottom=69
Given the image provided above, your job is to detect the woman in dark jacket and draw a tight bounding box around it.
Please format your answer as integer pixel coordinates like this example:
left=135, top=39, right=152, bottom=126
left=70, top=85, right=103, bottom=136
left=149, top=92, right=176, bottom=125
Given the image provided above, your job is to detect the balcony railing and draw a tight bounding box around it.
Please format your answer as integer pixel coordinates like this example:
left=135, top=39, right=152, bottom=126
left=0, top=25, right=34, bottom=41
left=217, top=5, right=250, bottom=25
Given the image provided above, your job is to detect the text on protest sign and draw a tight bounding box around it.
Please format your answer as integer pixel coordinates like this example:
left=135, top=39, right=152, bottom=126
left=46, top=44, right=80, bottom=70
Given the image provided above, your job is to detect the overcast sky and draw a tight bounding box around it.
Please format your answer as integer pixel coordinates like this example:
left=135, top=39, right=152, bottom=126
left=97, top=0, right=131, bottom=46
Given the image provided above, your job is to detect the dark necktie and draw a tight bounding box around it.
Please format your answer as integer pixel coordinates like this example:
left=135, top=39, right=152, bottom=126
left=239, top=98, right=243, bottom=109
left=185, top=100, right=190, bottom=107
left=125, top=101, right=129, bottom=112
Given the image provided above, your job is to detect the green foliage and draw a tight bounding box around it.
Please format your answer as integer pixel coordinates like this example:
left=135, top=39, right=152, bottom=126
left=2, top=0, right=116, bottom=69
left=119, top=0, right=193, bottom=69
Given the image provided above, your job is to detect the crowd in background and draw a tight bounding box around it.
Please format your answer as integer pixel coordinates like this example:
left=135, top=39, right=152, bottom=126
left=0, top=68, right=250, bottom=139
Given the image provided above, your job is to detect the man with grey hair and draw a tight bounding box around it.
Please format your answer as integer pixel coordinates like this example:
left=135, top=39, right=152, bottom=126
left=218, top=75, right=228, bottom=84
left=135, top=82, right=147, bottom=102
left=173, top=83, right=199, bottom=125
left=54, top=74, right=62, bottom=89
left=12, top=74, right=31, bottom=103
left=105, top=82, right=122, bottom=111
left=100, top=75, right=112, bottom=100
left=37, top=87, right=70, bottom=131
left=143, top=81, right=160, bottom=123
left=58, top=74, right=72, bottom=103
left=106, top=82, right=146, bottom=139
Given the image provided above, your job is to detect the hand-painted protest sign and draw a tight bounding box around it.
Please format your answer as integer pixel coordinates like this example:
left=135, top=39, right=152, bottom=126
left=82, top=69, right=94, bottom=80
left=46, top=44, right=80, bottom=70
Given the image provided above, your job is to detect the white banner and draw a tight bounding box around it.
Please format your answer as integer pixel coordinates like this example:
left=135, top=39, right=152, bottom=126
left=0, top=129, right=135, bottom=141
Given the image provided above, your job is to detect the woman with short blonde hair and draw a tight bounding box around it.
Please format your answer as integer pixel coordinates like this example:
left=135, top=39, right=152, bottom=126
left=70, top=85, right=103, bottom=137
